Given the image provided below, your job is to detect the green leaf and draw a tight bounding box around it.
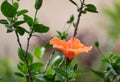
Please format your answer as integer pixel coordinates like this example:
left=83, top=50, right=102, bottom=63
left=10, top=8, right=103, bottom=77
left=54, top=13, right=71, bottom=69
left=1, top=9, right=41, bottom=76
left=14, top=21, right=26, bottom=26
left=18, top=48, right=25, bottom=62
left=73, top=63, right=78, bottom=71
left=13, top=2, right=19, bottom=10
left=85, top=4, right=98, bottom=13
left=94, top=40, right=99, bottom=48
left=44, top=74, right=54, bottom=81
left=1, top=1, right=17, bottom=18
left=35, top=0, right=43, bottom=10
left=34, top=45, right=45, bottom=59
left=44, top=42, right=52, bottom=49
left=70, top=73, right=80, bottom=78
left=33, top=24, right=49, bottom=33
left=52, top=56, right=63, bottom=68
left=15, top=72, right=24, bottom=77
left=67, top=15, right=74, bottom=23
left=17, top=9, right=28, bottom=16
left=91, top=69, right=104, bottom=78
left=7, top=28, right=13, bottom=33
left=18, top=48, right=33, bottom=64
left=17, top=62, right=27, bottom=73
left=30, top=62, right=43, bottom=73
left=101, top=58, right=110, bottom=63
left=0, top=19, right=8, bottom=24
left=23, top=15, right=33, bottom=27
left=54, top=67, right=67, bottom=78
left=16, top=27, right=27, bottom=36
left=69, top=0, right=78, bottom=8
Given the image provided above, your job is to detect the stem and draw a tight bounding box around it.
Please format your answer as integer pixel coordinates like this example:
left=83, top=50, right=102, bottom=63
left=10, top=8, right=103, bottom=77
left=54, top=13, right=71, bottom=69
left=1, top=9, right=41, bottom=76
left=43, top=49, right=55, bottom=73
left=12, top=0, right=14, bottom=4
left=65, top=59, right=68, bottom=82
left=53, top=57, right=65, bottom=80
left=111, top=76, right=116, bottom=82
left=97, top=47, right=105, bottom=58
left=24, top=9, right=38, bottom=82
left=14, top=31, right=33, bottom=82
left=73, top=0, right=85, bottom=37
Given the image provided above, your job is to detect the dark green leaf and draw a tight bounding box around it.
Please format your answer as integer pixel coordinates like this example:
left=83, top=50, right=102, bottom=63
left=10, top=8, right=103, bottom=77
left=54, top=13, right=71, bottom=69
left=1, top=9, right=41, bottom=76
left=44, top=74, right=54, bottom=81
left=15, top=72, right=24, bottom=77
left=16, top=27, right=27, bottom=36
left=67, top=15, right=74, bottom=23
left=35, top=0, right=43, bottom=10
left=33, top=24, right=49, bottom=33
left=94, top=40, right=99, bottom=48
left=34, top=45, right=45, bottom=59
left=54, top=67, right=67, bottom=78
left=17, top=9, right=28, bottom=16
left=30, top=62, right=43, bottom=73
left=69, top=0, right=78, bottom=8
left=91, top=69, right=104, bottom=78
left=0, top=19, right=8, bottom=24
left=73, top=63, right=78, bottom=71
left=14, top=21, right=25, bottom=26
left=13, top=2, right=19, bottom=10
left=44, top=42, right=52, bottom=49
left=23, top=15, right=33, bottom=27
left=1, top=1, right=17, bottom=18
left=85, top=4, right=98, bottom=13
left=7, top=28, right=13, bottom=33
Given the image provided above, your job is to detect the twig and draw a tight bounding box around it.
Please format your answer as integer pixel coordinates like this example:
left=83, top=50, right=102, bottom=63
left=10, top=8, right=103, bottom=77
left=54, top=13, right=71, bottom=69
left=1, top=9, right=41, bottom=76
left=111, top=76, right=116, bottom=82
left=43, top=49, right=55, bottom=73
left=73, top=0, right=85, bottom=37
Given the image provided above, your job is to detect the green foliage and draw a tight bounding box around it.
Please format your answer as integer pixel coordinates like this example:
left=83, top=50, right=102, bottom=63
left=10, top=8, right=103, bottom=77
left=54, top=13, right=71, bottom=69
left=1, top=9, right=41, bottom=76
left=57, top=31, right=68, bottom=40
left=33, top=24, right=49, bottom=33
left=92, top=53, right=120, bottom=82
left=1, top=1, right=17, bottom=18
left=69, top=0, right=79, bottom=8
left=34, top=45, right=45, bottom=59
left=67, top=15, right=74, bottom=24
left=23, top=15, right=33, bottom=27
left=17, top=9, right=28, bottom=16
left=0, top=19, right=8, bottom=24
left=104, top=1, right=120, bottom=40
left=84, top=4, right=98, bottom=13
left=18, top=48, right=33, bottom=64
left=94, top=40, right=99, bottom=48
left=35, top=0, right=43, bottom=10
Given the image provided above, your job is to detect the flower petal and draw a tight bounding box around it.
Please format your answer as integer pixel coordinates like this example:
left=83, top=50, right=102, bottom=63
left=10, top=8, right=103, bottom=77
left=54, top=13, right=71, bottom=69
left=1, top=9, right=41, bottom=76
left=50, top=37, right=68, bottom=52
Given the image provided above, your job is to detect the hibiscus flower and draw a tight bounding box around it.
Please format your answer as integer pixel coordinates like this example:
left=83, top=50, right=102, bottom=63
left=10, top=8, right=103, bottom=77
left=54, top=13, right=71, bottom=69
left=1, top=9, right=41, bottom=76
left=50, top=37, right=92, bottom=60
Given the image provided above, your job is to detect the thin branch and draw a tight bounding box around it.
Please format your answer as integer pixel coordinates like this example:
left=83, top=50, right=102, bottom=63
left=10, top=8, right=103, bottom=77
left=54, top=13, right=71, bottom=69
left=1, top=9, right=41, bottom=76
left=73, top=0, right=85, bottom=37
left=43, top=49, right=55, bottom=73
left=111, top=76, right=116, bottom=82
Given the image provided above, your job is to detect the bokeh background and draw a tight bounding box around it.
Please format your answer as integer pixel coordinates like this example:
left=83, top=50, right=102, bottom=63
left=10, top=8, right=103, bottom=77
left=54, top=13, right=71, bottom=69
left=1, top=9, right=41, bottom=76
left=0, top=0, right=120, bottom=82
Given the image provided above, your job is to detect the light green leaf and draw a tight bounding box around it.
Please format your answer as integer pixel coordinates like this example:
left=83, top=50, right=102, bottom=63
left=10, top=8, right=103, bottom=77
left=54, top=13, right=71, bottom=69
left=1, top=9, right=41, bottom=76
left=17, top=9, right=28, bottom=16
left=34, top=45, right=45, bottom=59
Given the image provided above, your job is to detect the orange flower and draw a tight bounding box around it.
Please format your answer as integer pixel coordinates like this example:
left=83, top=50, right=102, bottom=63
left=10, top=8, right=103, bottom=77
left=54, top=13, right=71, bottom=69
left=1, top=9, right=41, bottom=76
left=50, top=37, right=92, bottom=60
